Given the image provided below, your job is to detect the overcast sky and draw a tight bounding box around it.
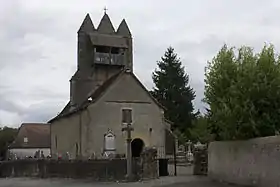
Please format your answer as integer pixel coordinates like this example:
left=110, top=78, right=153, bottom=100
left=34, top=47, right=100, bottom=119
left=0, top=0, right=280, bottom=127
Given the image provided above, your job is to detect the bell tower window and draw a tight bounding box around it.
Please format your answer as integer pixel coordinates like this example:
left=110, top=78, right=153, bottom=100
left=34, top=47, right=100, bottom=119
left=94, top=45, right=125, bottom=66
left=96, top=46, right=110, bottom=53
left=111, top=47, right=120, bottom=54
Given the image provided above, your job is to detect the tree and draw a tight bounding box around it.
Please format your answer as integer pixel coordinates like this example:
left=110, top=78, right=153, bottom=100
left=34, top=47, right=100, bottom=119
left=205, top=44, right=280, bottom=140
left=190, top=115, right=212, bottom=144
left=151, top=47, right=196, bottom=136
left=0, top=126, right=18, bottom=160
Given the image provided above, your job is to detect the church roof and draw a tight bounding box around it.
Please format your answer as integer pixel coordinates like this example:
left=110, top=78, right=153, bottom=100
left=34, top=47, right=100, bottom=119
left=89, top=33, right=128, bottom=48
left=9, top=123, right=50, bottom=149
left=49, top=69, right=165, bottom=123
left=78, top=13, right=95, bottom=33
left=97, top=13, right=115, bottom=34
left=117, top=19, right=131, bottom=37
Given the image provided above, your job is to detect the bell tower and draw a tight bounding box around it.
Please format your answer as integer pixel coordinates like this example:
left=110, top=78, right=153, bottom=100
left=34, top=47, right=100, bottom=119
left=70, top=12, right=133, bottom=107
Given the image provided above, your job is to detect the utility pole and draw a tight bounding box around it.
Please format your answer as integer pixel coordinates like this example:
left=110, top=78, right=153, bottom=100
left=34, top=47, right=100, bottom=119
left=122, top=124, right=134, bottom=181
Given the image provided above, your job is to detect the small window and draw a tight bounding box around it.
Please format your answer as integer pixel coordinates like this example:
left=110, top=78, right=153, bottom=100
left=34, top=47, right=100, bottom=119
left=23, top=137, right=28, bottom=143
left=122, top=108, right=132, bottom=124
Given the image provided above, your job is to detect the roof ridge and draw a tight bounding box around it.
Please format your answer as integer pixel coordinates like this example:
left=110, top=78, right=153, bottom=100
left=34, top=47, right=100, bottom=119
left=48, top=69, right=166, bottom=123
left=49, top=69, right=125, bottom=123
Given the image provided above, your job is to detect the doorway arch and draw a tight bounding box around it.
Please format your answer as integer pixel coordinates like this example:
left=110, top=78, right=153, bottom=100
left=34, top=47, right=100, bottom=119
left=131, top=138, right=145, bottom=157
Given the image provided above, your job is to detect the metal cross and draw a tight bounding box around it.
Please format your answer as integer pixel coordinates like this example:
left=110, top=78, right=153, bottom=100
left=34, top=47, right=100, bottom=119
left=104, top=6, right=108, bottom=14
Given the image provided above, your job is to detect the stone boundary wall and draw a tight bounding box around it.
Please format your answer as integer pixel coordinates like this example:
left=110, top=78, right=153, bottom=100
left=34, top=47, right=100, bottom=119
left=0, top=148, right=159, bottom=181
left=208, top=136, right=280, bottom=187
left=0, top=159, right=127, bottom=181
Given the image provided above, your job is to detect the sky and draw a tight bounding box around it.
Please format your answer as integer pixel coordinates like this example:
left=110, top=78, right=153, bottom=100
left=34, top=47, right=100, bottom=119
left=0, top=0, right=280, bottom=127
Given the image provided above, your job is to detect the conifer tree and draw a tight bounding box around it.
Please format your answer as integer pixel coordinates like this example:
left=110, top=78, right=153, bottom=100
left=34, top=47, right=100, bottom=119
left=151, top=47, right=196, bottom=135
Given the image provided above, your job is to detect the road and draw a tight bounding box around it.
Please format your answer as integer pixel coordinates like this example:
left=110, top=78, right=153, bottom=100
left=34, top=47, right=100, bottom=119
left=0, top=166, right=234, bottom=187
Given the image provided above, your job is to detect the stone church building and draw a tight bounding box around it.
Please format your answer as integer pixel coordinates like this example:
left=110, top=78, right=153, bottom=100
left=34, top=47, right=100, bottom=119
left=49, top=12, right=174, bottom=159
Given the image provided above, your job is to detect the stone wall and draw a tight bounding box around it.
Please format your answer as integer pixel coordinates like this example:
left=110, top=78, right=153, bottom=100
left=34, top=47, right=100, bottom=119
left=0, top=149, right=159, bottom=181
left=141, top=147, right=158, bottom=179
left=193, top=147, right=208, bottom=175
left=208, top=136, right=280, bottom=187
left=0, top=159, right=127, bottom=181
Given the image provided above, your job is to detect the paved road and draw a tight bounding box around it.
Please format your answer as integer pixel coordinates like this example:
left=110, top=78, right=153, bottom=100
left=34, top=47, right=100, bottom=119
left=0, top=176, right=236, bottom=187
left=0, top=166, right=234, bottom=187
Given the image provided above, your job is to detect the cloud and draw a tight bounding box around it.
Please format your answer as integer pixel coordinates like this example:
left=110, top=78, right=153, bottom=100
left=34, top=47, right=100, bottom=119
left=1, top=0, right=280, bottom=126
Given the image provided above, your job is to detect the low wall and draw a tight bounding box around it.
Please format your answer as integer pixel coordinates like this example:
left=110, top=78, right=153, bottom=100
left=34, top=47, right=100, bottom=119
left=208, top=136, right=280, bottom=187
left=0, top=149, right=159, bottom=181
left=0, top=159, right=127, bottom=181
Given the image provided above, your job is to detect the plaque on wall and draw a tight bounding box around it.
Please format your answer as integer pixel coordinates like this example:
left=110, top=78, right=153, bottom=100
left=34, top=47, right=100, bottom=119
left=104, top=129, right=116, bottom=151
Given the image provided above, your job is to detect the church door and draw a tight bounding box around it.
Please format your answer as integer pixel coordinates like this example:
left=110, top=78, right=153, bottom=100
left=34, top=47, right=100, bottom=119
left=131, top=138, right=145, bottom=157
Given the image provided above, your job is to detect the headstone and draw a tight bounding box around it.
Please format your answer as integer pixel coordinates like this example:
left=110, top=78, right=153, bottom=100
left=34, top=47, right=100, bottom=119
left=62, top=152, right=70, bottom=160
left=40, top=151, right=45, bottom=159
left=89, top=152, right=96, bottom=160
left=34, top=150, right=40, bottom=159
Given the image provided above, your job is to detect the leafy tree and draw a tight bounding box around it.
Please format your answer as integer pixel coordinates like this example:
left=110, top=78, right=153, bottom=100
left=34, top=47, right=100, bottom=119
left=205, top=44, right=280, bottom=140
left=190, top=115, right=212, bottom=144
left=173, top=129, right=188, bottom=145
left=151, top=47, right=196, bottom=135
left=0, top=126, right=18, bottom=160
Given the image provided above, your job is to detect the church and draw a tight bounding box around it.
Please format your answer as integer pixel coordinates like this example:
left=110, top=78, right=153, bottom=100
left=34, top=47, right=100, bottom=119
left=48, top=12, right=174, bottom=159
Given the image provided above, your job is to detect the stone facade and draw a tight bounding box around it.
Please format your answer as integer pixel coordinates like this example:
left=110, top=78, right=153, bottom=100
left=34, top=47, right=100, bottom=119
left=51, top=71, right=167, bottom=159
left=71, top=13, right=133, bottom=107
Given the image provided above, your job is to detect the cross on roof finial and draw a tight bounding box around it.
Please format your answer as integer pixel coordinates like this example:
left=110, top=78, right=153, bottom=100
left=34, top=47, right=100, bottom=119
left=104, top=6, right=108, bottom=14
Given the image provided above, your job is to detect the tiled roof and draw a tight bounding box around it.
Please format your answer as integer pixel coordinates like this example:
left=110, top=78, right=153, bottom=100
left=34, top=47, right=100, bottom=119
left=9, top=123, right=50, bottom=149
left=49, top=69, right=124, bottom=123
